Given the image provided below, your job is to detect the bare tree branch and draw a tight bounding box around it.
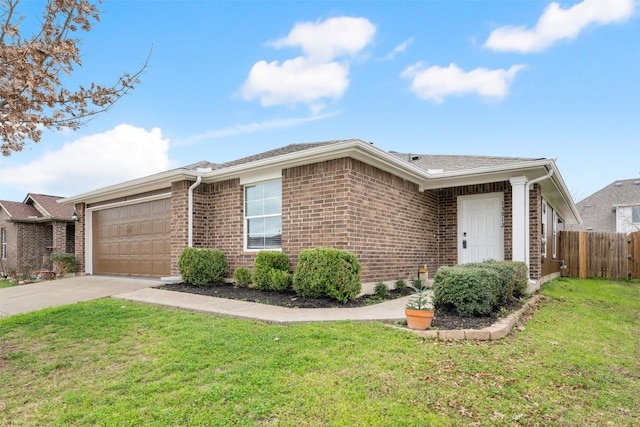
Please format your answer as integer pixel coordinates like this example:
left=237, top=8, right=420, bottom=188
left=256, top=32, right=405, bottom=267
left=0, top=0, right=147, bottom=156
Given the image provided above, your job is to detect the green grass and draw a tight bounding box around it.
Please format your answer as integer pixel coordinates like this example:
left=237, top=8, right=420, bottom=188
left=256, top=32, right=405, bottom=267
left=0, top=279, right=14, bottom=289
left=0, top=278, right=638, bottom=426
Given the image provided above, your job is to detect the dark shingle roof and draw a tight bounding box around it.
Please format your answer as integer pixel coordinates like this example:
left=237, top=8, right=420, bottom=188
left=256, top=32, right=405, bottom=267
left=0, top=194, right=73, bottom=220
left=0, top=200, right=41, bottom=219
left=26, top=194, right=74, bottom=218
left=571, top=178, right=640, bottom=232
left=389, top=153, right=541, bottom=172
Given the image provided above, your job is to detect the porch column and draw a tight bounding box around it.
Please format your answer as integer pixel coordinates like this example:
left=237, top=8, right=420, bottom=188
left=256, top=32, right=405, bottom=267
left=510, top=177, right=528, bottom=267
left=51, top=221, right=67, bottom=254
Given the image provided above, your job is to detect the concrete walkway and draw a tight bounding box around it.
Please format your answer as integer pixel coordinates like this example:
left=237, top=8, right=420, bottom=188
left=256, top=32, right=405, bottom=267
left=113, top=288, right=411, bottom=323
left=0, top=276, right=161, bottom=317
left=0, top=275, right=409, bottom=322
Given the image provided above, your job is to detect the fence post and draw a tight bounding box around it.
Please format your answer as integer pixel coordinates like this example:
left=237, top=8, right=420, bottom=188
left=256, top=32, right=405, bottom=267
left=579, top=231, right=587, bottom=278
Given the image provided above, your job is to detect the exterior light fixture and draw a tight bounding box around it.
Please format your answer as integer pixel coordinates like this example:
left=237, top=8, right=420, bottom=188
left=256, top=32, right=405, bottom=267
left=71, top=211, right=80, bottom=222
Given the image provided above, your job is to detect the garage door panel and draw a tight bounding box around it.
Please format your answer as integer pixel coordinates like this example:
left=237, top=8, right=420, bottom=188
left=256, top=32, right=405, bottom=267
left=93, top=198, right=171, bottom=277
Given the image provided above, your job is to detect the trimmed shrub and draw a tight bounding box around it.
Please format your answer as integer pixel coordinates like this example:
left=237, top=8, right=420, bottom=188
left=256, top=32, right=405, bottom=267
left=178, top=247, right=227, bottom=287
left=49, top=253, right=77, bottom=277
left=293, top=247, right=361, bottom=303
left=270, top=269, right=293, bottom=292
left=233, top=267, right=252, bottom=288
left=252, top=251, right=290, bottom=291
left=432, top=266, right=501, bottom=317
left=511, top=262, right=529, bottom=297
left=374, top=282, right=389, bottom=298
left=462, top=262, right=515, bottom=305
left=394, top=278, right=407, bottom=291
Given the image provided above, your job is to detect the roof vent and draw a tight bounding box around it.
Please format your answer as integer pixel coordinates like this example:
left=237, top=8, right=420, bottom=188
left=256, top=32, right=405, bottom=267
left=196, top=167, right=212, bottom=173
left=411, top=156, right=420, bottom=161
left=614, top=182, right=623, bottom=187
left=634, top=180, right=640, bottom=185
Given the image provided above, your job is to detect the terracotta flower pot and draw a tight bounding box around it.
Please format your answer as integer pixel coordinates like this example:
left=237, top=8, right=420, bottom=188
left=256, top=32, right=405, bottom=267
left=405, top=308, right=434, bottom=330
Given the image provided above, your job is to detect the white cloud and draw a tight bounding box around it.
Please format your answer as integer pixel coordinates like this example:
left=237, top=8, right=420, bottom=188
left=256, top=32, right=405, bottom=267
left=241, top=57, right=349, bottom=107
left=269, top=16, right=376, bottom=61
left=1, top=124, right=170, bottom=196
left=177, top=113, right=337, bottom=146
left=240, top=16, right=375, bottom=110
left=485, top=0, right=636, bottom=53
left=384, top=38, right=414, bottom=60
left=402, top=63, right=525, bottom=103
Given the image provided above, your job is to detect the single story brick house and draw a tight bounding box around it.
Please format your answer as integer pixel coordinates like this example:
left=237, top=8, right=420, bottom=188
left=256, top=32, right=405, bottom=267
left=60, top=139, right=580, bottom=290
left=0, top=193, right=75, bottom=275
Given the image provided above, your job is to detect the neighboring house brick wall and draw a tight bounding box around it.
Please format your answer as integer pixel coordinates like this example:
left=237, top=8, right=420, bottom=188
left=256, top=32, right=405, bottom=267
left=437, top=182, right=513, bottom=268
left=16, top=222, right=52, bottom=270
left=0, top=216, right=18, bottom=268
left=52, top=221, right=67, bottom=254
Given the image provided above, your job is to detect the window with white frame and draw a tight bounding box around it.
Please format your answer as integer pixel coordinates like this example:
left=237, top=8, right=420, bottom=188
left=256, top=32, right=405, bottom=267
left=244, top=180, right=282, bottom=250
left=541, top=200, right=548, bottom=257
left=552, top=210, right=558, bottom=259
left=633, top=206, right=640, bottom=224
left=1, top=228, right=6, bottom=259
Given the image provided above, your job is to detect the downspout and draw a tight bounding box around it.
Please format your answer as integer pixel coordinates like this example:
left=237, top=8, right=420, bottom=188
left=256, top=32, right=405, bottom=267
left=188, top=175, right=202, bottom=248
left=524, top=168, right=554, bottom=281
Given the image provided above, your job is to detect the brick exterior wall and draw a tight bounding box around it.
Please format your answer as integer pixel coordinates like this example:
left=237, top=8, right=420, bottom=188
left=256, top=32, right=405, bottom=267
left=437, top=182, right=513, bottom=268
left=81, top=157, right=544, bottom=284
left=170, top=181, right=190, bottom=276
left=16, top=222, right=52, bottom=270
left=529, top=184, right=542, bottom=280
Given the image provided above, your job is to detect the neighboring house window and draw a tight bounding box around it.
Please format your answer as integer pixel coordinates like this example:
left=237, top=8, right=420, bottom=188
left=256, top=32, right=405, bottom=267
left=633, top=206, right=640, bottom=224
left=552, top=210, right=558, bottom=259
left=245, top=180, right=282, bottom=250
left=1, top=228, right=6, bottom=259
left=541, top=200, right=548, bottom=258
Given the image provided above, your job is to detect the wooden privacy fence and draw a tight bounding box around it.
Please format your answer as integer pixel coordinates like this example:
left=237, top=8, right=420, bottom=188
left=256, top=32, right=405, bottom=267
left=558, top=231, right=640, bottom=279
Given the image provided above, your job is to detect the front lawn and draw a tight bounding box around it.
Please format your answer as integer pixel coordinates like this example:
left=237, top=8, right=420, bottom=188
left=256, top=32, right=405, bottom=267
left=0, top=278, right=638, bottom=426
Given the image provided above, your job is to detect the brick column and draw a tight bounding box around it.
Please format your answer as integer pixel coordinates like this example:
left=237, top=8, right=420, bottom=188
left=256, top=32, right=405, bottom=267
left=171, top=180, right=191, bottom=276
left=51, top=221, right=67, bottom=254
left=74, top=203, right=85, bottom=274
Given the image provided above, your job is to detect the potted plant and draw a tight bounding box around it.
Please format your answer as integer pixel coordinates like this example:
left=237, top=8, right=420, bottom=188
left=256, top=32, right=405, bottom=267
left=405, top=282, right=434, bottom=330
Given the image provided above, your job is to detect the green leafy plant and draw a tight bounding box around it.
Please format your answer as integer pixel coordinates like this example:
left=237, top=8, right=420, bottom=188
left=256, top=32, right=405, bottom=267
left=405, top=287, right=432, bottom=310
left=394, top=278, right=407, bottom=291
left=49, top=253, right=77, bottom=277
left=374, top=282, right=389, bottom=298
left=252, top=251, right=290, bottom=291
left=293, top=247, right=361, bottom=303
left=270, top=269, right=293, bottom=292
left=178, top=247, right=227, bottom=287
left=232, top=267, right=252, bottom=288
left=411, top=277, right=425, bottom=290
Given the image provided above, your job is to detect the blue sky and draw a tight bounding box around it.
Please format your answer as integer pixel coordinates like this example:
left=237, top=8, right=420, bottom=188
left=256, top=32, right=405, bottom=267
left=0, top=0, right=638, bottom=204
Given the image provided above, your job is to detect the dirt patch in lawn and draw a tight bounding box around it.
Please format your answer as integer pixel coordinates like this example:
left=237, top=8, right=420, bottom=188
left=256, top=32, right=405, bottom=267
left=159, top=283, right=528, bottom=330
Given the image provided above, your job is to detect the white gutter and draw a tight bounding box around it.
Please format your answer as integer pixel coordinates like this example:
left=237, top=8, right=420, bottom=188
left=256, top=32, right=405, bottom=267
left=187, top=175, right=203, bottom=247
left=524, top=168, right=554, bottom=279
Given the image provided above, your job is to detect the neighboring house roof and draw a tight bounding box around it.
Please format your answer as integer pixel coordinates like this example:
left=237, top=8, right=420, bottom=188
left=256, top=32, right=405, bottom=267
left=0, top=194, right=73, bottom=222
left=570, top=178, right=640, bottom=232
left=60, top=139, right=581, bottom=224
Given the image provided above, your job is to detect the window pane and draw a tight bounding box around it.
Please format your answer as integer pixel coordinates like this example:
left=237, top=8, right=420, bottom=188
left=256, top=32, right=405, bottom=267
left=247, top=218, right=265, bottom=235
left=633, top=207, right=640, bottom=224
left=263, top=181, right=281, bottom=198
left=263, top=198, right=281, bottom=215
left=245, top=200, right=263, bottom=217
left=245, top=185, right=262, bottom=202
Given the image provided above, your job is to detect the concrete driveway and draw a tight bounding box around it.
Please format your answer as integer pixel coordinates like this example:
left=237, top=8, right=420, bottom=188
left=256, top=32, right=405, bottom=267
left=0, top=275, right=161, bottom=317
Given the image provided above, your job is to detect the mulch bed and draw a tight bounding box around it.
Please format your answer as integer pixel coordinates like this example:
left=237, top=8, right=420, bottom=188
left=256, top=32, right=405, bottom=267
left=158, top=283, right=527, bottom=330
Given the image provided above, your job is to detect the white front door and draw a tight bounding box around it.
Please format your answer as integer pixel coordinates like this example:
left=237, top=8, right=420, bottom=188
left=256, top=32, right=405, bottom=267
left=458, top=193, right=504, bottom=264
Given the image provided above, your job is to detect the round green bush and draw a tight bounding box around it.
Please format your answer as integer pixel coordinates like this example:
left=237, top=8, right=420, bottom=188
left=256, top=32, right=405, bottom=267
left=432, top=266, right=501, bottom=317
left=233, top=267, right=252, bottom=288
left=178, top=247, right=227, bottom=287
left=252, top=251, right=290, bottom=290
left=270, top=269, right=292, bottom=292
left=293, top=247, right=361, bottom=303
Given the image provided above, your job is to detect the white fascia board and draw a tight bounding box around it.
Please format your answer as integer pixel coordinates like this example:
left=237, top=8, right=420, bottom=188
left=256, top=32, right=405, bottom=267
left=200, top=139, right=429, bottom=189
left=59, top=169, right=200, bottom=205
